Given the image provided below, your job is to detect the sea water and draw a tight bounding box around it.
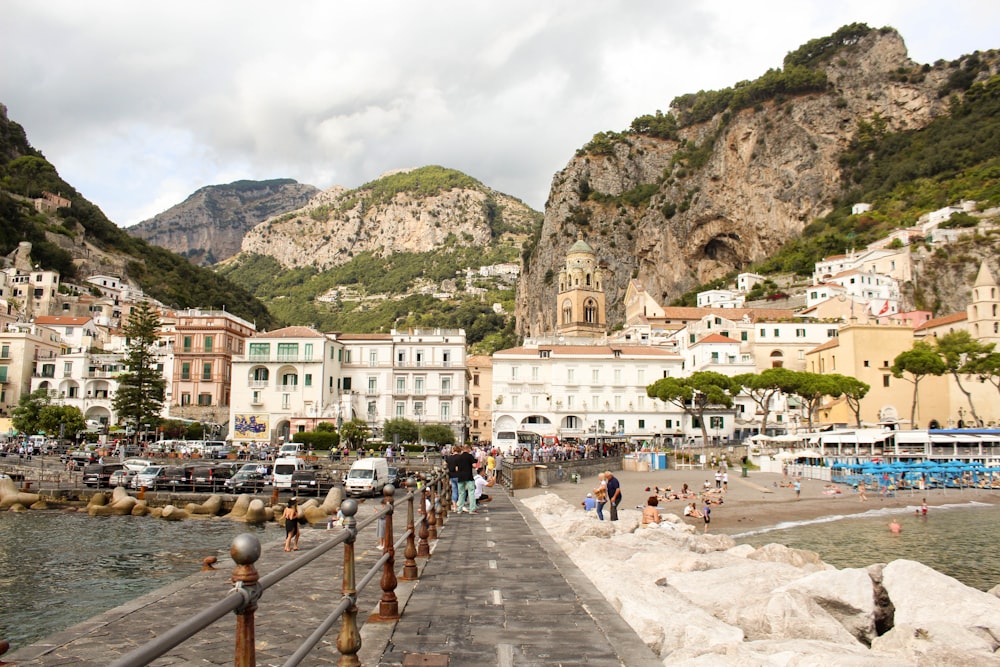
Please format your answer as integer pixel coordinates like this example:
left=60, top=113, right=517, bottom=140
left=733, top=501, right=1000, bottom=592
left=0, top=511, right=282, bottom=649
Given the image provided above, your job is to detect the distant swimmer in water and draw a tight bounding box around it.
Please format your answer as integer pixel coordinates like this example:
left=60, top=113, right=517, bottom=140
left=888, top=519, right=902, bottom=534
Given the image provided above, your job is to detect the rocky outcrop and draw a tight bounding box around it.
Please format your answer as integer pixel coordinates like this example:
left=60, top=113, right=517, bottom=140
left=237, top=167, right=540, bottom=270
left=516, top=28, right=1000, bottom=334
left=521, top=493, right=1000, bottom=665
left=128, top=179, right=318, bottom=265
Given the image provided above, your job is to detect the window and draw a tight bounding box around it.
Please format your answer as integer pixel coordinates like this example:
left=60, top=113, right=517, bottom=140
left=202, top=362, right=212, bottom=380
left=0, top=366, right=7, bottom=382
left=592, top=368, right=600, bottom=383
left=473, top=396, right=479, bottom=408
left=369, top=351, right=378, bottom=367
left=197, top=393, right=212, bottom=406
left=689, top=333, right=696, bottom=344
left=303, top=343, right=313, bottom=360
left=567, top=368, right=575, bottom=383
left=181, top=393, right=191, bottom=406
left=510, top=367, right=519, bottom=380
left=442, top=351, right=451, bottom=367
left=396, top=377, right=406, bottom=393
left=304, top=374, right=312, bottom=386
left=342, top=377, right=352, bottom=391
left=638, top=419, right=645, bottom=429
left=183, top=335, right=192, bottom=352
left=251, top=390, right=262, bottom=404
left=415, top=351, right=424, bottom=367
left=396, top=402, right=405, bottom=417
left=249, top=343, right=270, bottom=360
left=414, top=377, right=425, bottom=395
left=68, top=386, right=78, bottom=398
left=277, top=343, right=298, bottom=361
left=795, top=328, right=806, bottom=337
left=64, top=361, right=72, bottom=375
left=396, top=351, right=406, bottom=365
left=281, top=372, right=298, bottom=388
left=282, top=394, right=290, bottom=409
left=0, top=345, right=8, bottom=358
left=883, top=375, right=890, bottom=388
left=440, top=402, right=451, bottom=420
left=252, top=368, right=269, bottom=382
left=181, top=362, right=191, bottom=380
left=863, top=360, right=870, bottom=367
left=368, top=376, right=377, bottom=393
left=442, top=377, right=452, bottom=395
left=204, top=335, right=213, bottom=352
left=741, top=331, right=748, bottom=341
left=637, top=369, right=645, bottom=384
left=773, top=328, right=780, bottom=337
left=584, top=299, right=597, bottom=324
left=561, top=299, right=572, bottom=325
left=473, top=374, right=480, bottom=386
left=759, top=328, right=766, bottom=337
left=567, top=395, right=574, bottom=408
left=827, top=329, right=837, bottom=338
left=531, top=366, right=539, bottom=381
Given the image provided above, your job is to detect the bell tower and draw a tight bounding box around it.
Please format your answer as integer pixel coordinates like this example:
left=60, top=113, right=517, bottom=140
left=968, top=262, right=1000, bottom=345
left=556, top=234, right=606, bottom=338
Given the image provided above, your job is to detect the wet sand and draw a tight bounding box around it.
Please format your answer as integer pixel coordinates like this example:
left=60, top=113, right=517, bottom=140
left=514, top=466, right=1000, bottom=535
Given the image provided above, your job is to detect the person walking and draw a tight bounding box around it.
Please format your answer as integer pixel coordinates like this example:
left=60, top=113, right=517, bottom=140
left=445, top=445, right=461, bottom=512
left=605, top=471, right=621, bottom=521
left=593, top=472, right=608, bottom=520
left=454, top=444, right=478, bottom=514
left=283, top=498, right=301, bottom=552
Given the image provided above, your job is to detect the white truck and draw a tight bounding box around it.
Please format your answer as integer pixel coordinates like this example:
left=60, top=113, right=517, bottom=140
left=272, top=457, right=307, bottom=489
left=344, top=457, right=390, bottom=498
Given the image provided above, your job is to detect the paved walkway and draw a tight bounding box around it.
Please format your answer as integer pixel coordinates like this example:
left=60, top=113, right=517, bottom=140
left=5, top=488, right=659, bottom=667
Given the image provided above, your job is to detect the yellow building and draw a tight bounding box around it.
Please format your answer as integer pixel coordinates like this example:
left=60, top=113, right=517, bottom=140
left=466, top=355, right=493, bottom=444
left=806, top=323, right=949, bottom=428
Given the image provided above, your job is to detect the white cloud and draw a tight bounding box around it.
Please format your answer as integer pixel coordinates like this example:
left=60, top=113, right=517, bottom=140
left=2, top=0, right=998, bottom=226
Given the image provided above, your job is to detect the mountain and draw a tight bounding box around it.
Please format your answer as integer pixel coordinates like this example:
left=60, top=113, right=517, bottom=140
left=128, top=179, right=318, bottom=266
left=515, top=24, right=1000, bottom=335
left=236, top=166, right=540, bottom=270
left=0, top=103, right=275, bottom=328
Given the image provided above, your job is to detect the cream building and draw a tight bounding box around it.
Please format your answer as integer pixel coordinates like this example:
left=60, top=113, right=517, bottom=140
left=466, top=355, right=493, bottom=444
left=0, top=322, right=64, bottom=418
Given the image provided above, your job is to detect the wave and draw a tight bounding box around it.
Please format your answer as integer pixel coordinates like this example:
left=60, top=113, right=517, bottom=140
left=730, top=500, right=994, bottom=538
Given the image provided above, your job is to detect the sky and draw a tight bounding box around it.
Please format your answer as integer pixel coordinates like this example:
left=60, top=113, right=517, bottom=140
left=2, top=1, right=999, bottom=228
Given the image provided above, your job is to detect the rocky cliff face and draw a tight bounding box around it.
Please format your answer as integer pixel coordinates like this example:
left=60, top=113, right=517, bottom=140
left=238, top=167, right=540, bottom=270
left=515, top=29, right=996, bottom=336
left=128, top=179, right=318, bottom=265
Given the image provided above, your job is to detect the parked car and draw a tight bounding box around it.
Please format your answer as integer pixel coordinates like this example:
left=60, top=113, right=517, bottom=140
left=160, top=465, right=190, bottom=489
left=224, top=467, right=272, bottom=493
left=122, top=458, right=154, bottom=473
left=132, top=465, right=165, bottom=489
left=83, top=463, right=126, bottom=488
left=108, top=469, right=136, bottom=487
left=387, top=466, right=407, bottom=487
left=290, top=469, right=337, bottom=497
left=132, top=465, right=187, bottom=490
left=187, top=464, right=235, bottom=491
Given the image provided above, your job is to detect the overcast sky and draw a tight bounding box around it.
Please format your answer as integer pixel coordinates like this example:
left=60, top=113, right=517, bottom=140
left=2, top=1, right=998, bottom=227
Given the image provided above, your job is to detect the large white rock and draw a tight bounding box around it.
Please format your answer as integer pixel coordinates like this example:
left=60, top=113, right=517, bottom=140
left=871, top=622, right=1000, bottom=665
left=777, top=567, right=879, bottom=642
left=666, top=638, right=912, bottom=666
left=882, top=559, right=1000, bottom=637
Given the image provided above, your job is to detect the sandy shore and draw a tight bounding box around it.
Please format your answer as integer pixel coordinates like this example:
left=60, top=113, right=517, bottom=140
left=513, top=466, right=1000, bottom=535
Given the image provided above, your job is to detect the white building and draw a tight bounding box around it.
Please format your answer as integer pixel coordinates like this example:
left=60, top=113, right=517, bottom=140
left=30, top=348, right=123, bottom=427
left=696, top=289, right=746, bottom=309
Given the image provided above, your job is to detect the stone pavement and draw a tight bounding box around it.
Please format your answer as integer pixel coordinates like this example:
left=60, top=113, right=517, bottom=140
left=5, top=487, right=660, bottom=667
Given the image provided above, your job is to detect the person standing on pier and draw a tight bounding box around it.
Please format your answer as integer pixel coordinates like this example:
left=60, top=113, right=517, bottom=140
left=605, top=471, right=621, bottom=521
left=454, top=445, right=478, bottom=514
left=283, top=498, right=301, bottom=551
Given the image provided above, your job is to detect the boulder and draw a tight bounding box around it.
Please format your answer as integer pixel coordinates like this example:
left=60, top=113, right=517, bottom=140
left=747, top=543, right=830, bottom=570
left=161, top=505, right=190, bottom=521
left=881, top=559, right=1000, bottom=638
left=871, top=622, right=1000, bottom=665
left=319, top=486, right=343, bottom=513
left=0, top=476, right=40, bottom=509
left=666, top=638, right=911, bottom=666
left=185, top=495, right=223, bottom=515
left=224, top=494, right=253, bottom=520
left=89, top=487, right=139, bottom=516
left=776, top=567, right=879, bottom=643
left=243, top=498, right=269, bottom=524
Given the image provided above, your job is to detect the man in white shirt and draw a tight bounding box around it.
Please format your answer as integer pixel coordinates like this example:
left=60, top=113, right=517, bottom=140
left=474, top=468, right=494, bottom=503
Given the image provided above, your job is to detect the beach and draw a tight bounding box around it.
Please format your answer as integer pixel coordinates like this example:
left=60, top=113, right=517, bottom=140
left=514, top=465, right=1000, bottom=536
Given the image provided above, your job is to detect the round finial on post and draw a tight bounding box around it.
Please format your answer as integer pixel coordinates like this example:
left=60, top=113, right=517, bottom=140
left=405, top=476, right=416, bottom=491
left=202, top=556, right=218, bottom=571
left=382, top=484, right=395, bottom=499
left=340, top=498, right=359, bottom=517
left=230, top=533, right=262, bottom=565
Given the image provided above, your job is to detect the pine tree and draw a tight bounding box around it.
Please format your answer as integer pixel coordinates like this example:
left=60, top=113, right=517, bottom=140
left=112, top=302, right=166, bottom=429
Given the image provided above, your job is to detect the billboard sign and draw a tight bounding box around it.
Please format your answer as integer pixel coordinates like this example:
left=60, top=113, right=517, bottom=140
left=233, top=414, right=270, bottom=441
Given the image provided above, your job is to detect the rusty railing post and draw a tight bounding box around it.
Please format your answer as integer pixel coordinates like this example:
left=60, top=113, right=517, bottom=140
left=437, top=471, right=449, bottom=522
left=336, top=499, right=362, bottom=667
left=230, top=533, right=262, bottom=667
left=417, top=486, right=431, bottom=558
left=427, top=479, right=439, bottom=541
left=371, top=485, right=399, bottom=621
left=401, top=477, right=419, bottom=581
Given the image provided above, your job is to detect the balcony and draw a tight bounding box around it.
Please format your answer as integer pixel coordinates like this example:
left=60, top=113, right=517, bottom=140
left=278, top=384, right=299, bottom=392
left=249, top=380, right=268, bottom=388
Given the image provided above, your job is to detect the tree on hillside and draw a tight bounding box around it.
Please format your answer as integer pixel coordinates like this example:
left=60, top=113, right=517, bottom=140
left=891, top=341, right=947, bottom=430
left=828, top=374, right=871, bottom=428
left=12, top=388, right=51, bottom=435
left=112, top=302, right=166, bottom=431
left=788, top=372, right=843, bottom=432
left=934, top=331, right=993, bottom=425
left=734, top=367, right=798, bottom=436
left=647, top=371, right=739, bottom=445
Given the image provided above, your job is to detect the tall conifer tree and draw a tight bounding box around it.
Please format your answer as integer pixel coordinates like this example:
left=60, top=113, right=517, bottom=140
left=112, top=301, right=166, bottom=429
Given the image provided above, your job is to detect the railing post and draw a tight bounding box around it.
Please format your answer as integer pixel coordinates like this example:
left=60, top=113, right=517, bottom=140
left=230, top=533, right=262, bottom=667
left=401, top=478, right=419, bottom=581
left=437, top=472, right=449, bottom=522
left=417, top=486, right=431, bottom=558
left=371, top=485, right=399, bottom=621
left=336, top=499, right=362, bottom=667
left=427, top=480, right=439, bottom=541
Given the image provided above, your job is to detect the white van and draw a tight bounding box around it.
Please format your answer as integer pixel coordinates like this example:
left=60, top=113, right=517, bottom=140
left=272, top=457, right=307, bottom=489
left=344, top=457, right=390, bottom=498
left=278, top=443, right=305, bottom=458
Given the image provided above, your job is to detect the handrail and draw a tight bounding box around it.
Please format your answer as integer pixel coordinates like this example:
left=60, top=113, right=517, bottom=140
left=108, top=471, right=446, bottom=667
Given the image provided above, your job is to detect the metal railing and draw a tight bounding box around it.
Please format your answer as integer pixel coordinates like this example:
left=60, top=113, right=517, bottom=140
left=107, top=471, right=449, bottom=667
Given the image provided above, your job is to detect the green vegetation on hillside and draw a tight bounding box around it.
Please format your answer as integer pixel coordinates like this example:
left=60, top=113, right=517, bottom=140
left=220, top=243, right=521, bottom=353
left=755, top=74, right=1000, bottom=276
left=0, top=109, right=273, bottom=328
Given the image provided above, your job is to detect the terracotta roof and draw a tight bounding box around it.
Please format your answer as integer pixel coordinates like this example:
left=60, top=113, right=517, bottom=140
left=807, top=338, right=840, bottom=354
left=696, top=333, right=740, bottom=344
left=914, top=312, right=967, bottom=332
left=33, top=315, right=93, bottom=326
left=466, top=355, right=493, bottom=366
left=332, top=332, right=393, bottom=340
left=655, top=306, right=796, bottom=322
left=253, top=326, right=325, bottom=338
